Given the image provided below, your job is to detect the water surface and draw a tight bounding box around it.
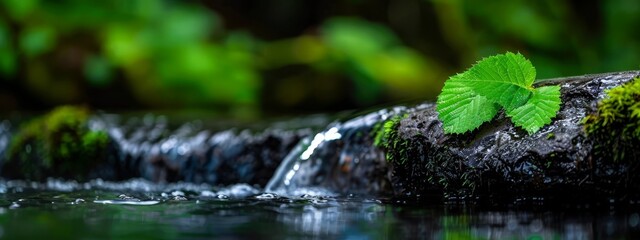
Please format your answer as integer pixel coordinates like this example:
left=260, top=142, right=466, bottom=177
left=0, top=179, right=638, bottom=239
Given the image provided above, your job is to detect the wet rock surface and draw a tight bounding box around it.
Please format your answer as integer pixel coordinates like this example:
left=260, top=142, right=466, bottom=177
left=387, top=71, right=640, bottom=202
left=97, top=115, right=315, bottom=187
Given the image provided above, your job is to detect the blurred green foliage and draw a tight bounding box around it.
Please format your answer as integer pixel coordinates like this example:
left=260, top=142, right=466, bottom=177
left=433, top=0, right=640, bottom=78
left=0, top=0, right=262, bottom=115
left=0, top=0, right=638, bottom=115
left=260, top=17, right=447, bottom=106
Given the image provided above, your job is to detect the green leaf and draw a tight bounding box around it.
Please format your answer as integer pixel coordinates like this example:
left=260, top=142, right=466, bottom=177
left=454, top=52, right=535, bottom=111
left=507, top=86, right=562, bottom=134
left=437, top=74, right=500, bottom=133
left=436, top=52, right=562, bottom=135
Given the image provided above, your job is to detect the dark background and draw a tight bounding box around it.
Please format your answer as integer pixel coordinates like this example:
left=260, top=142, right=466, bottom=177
left=0, top=0, right=638, bottom=119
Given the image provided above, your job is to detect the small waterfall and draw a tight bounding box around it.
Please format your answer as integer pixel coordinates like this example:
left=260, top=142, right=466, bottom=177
left=86, top=114, right=316, bottom=185
left=265, top=105, right=427, bottom=196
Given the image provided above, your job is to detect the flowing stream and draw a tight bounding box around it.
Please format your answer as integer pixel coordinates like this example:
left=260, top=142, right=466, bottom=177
left=1, top=178, right=639, bottom=239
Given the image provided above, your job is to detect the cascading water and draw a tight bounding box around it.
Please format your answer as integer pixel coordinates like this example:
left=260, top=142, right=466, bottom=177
left=265, top=105, right=428, bottom=197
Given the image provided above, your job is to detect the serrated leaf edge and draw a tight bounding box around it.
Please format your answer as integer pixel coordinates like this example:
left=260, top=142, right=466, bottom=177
left=506, top=86, right=562, bottom=134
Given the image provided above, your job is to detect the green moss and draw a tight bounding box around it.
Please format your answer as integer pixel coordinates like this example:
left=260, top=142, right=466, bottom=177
left=372, top=115, right=398, bottom=147
left=545, top=133, right=555, bottom=140
left=582, top=77, right=640, bottom=161
left=372, top=114, right=411, bottom=164
left=6, top=106, right=109, bottom=180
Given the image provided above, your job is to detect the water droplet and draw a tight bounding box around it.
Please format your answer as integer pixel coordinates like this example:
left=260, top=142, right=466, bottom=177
left=171, top=191, right=185, bottom=197
left=172, top=196, right=188, bottom=201
left=255, top=193, right=277, bottom=200
left=217, top=195, right=229, bottom=200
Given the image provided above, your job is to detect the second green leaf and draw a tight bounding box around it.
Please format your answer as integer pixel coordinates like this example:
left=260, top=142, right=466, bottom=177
left=436, top=52, right=561, bottom=134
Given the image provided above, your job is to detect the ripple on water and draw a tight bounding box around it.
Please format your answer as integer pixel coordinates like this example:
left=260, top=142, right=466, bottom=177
left=199, top=183, right=260, bottom=199
left=0, top=178, right=215, bottom=193
left=93, top=199, right=161, bottom=206
left=0, top=176, right=638, bottom=239
left=255, top=193, right=278, bottom=200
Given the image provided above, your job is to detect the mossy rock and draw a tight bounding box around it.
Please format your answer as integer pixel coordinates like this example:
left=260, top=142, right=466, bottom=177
left=583, top=77, right=640, bottom=162
left=382, top=71, right=640, bottom=202
left=3, top=106, right=109, bottom=180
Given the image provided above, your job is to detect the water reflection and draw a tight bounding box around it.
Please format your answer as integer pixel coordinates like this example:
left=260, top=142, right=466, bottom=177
left=0, top=179, right=639, bottom=239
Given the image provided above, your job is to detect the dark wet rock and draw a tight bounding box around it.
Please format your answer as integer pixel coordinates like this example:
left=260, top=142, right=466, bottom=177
left=90, top=114, right=312, bottom=187
left=386, top=71, right=640, bottom=202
